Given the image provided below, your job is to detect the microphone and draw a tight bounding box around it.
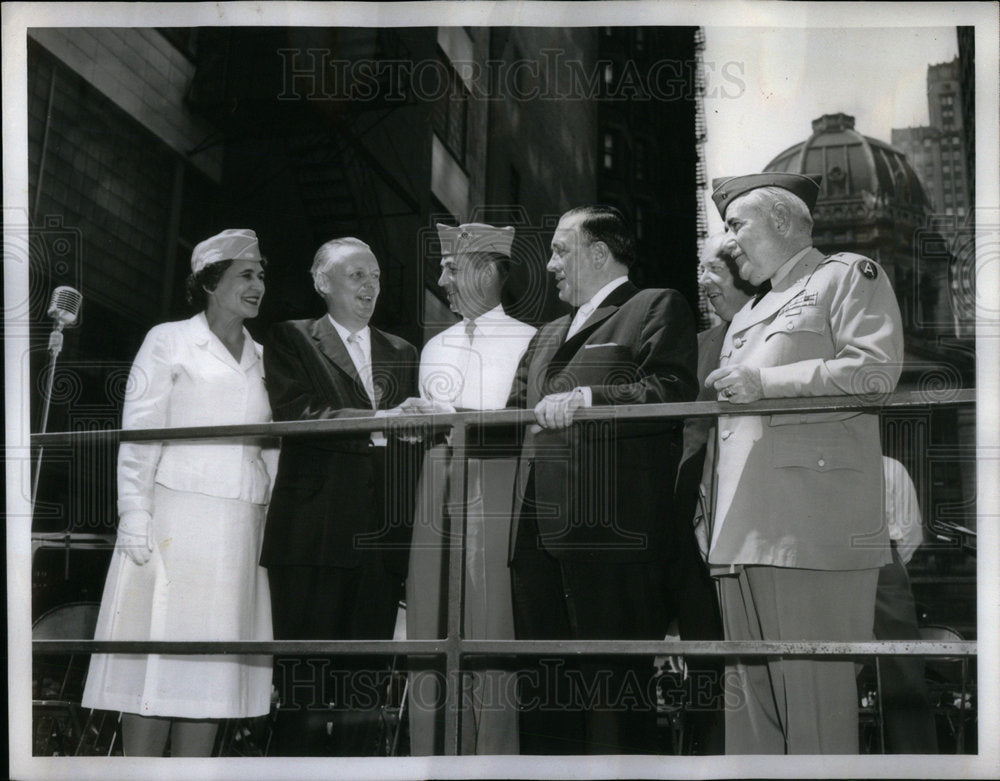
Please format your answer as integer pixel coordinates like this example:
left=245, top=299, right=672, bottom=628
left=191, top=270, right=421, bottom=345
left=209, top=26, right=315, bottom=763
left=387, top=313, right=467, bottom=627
left=47, top=286, right=83, bottom=330
left=46, top=286, right=82, bottom=357
left=34, top=286, right=83, bottom=509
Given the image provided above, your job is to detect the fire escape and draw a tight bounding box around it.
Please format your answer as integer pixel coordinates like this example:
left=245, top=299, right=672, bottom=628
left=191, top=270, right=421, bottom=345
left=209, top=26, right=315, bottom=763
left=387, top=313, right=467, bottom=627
left=183, top=27, right=424, bottom=330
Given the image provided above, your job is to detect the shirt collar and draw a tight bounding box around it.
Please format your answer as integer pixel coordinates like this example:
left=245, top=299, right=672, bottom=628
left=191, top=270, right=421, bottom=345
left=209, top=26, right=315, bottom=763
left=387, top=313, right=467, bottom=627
left=463, top=304, right=506, bottom=327
left=770, top=246, right=812, bottom=286
left=327, top=314, right=370, bottom=345
left=580, top=275, right=629, bottom=312
left=191, top=311, right=258, bottom=367
left=190, top=311, right=214, bottom=345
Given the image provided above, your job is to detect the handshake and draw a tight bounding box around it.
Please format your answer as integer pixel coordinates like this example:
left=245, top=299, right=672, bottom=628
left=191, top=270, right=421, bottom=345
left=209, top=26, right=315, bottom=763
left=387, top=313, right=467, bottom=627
left=392, top=397, right=457, bottom=416
left=377, top=397, right=458, bottom=443
left=390, top=388, right=588, bottom=434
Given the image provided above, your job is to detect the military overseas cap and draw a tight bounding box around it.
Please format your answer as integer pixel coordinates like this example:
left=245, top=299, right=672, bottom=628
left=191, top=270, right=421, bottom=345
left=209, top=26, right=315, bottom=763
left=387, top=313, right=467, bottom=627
left=711, top=173, right=822, bottom=219
left=191, top=229, right=262, bottom=274
left=437, top=222, right=515, bottom=258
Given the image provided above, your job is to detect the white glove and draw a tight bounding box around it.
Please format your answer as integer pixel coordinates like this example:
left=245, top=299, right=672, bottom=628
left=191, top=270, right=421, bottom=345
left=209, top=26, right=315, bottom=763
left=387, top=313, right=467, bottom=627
left=117, top=510, right=153, bottom=565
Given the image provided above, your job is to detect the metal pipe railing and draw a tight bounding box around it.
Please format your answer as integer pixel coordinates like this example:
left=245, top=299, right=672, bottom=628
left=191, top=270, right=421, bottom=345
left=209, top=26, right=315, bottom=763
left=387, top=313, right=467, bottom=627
left=30, top=388, right=976, bottom=445
left=33, top=638, right=975, bottom=657
left=30, top=387, right=978, bottom=755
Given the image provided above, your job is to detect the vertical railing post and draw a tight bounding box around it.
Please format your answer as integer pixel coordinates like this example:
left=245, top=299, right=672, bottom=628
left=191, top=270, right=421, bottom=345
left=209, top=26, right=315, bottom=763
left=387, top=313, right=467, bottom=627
left=875, top=655, right=886, bottom=753
left=443, top=421, right=468, bottom=755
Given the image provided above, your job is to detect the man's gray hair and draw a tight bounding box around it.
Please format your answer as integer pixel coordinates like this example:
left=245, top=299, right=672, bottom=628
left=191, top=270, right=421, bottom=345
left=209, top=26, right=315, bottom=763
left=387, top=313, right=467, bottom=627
left=743, top=185, right=814, bottom=233
left=311, top=237, right=373, bottom=291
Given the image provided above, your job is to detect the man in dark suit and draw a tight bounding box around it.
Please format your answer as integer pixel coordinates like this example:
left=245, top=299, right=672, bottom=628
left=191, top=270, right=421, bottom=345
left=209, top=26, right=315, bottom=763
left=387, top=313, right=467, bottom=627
left=507, top=205, right=707, bottom=754
left=261, top=237, right=421, bottom=755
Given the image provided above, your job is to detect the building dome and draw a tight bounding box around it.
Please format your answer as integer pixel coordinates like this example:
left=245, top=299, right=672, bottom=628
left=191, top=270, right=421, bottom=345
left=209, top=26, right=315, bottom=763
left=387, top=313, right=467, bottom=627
left=765, top=113, right=930, bottom=230
left=764, top=113, right=963, bottom=380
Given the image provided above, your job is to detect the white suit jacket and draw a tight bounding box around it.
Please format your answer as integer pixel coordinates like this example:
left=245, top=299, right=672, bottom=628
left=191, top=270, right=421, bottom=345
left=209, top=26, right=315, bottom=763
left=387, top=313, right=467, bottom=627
left=117, top=312, right=276, bottom=516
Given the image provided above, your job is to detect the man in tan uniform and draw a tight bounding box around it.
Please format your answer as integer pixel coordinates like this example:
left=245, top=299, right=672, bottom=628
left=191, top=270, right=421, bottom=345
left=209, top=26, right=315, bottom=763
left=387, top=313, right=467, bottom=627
left=704, top=172, right=904, bottom=754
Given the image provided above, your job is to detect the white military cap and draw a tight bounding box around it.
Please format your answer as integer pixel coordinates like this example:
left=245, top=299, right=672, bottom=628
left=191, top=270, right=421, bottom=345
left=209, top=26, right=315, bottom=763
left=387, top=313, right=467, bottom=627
left=191, top=229, right=262, bottom=273
left=436, top=223, right=515, bottom=258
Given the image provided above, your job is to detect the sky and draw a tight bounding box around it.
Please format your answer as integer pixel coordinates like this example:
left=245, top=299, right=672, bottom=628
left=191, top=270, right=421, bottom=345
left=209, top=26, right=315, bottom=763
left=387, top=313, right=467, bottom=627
left=701, top=26, right=960, bottom=232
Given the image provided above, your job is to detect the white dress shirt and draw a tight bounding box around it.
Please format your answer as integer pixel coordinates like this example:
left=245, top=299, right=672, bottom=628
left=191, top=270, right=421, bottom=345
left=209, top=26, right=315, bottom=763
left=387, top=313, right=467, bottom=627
left=327, top=315, right=375, bottom=406
left=327, top=315, right=386, bottom=444
left=419, top=305, right=536, bottom=410
left=883, top=456, right=924, bottom=565
left=567, top=275, right=629, bottom=407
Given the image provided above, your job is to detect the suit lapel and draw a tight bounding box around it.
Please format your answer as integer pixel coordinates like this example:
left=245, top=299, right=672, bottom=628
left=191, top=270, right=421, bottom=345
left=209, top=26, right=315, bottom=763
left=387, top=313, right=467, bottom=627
left=553, top=281, right=638, bottom=360
left=526, top=318, right=570, bottom=404
left=369, top=327, right=397, bottom=409
left=309, top=316, right=364, bottom=390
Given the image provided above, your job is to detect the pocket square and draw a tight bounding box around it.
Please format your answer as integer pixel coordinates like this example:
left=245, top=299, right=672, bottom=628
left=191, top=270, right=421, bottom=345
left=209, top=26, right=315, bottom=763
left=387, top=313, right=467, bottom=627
left=583, top=342, right=621, bottom=349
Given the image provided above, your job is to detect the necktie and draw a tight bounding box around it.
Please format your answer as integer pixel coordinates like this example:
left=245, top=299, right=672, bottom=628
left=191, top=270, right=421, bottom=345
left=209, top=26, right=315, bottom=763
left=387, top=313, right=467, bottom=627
left=464, top=318, right=477, bottom=345
left=566, top=301, right=595, bottom=340
left=346, top=333, right=376, bottom=408
left=751, top=279, right=772, bottom=309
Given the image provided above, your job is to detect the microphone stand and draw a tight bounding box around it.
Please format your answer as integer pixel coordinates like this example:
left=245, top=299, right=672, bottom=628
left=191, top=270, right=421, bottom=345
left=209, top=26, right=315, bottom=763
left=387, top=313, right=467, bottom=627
left=32, top=323, right=68, bottom=513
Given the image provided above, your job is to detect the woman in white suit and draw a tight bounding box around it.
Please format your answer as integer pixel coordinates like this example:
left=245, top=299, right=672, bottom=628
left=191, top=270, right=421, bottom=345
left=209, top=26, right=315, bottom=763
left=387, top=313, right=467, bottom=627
left=82, top=229, right=276, bottom=756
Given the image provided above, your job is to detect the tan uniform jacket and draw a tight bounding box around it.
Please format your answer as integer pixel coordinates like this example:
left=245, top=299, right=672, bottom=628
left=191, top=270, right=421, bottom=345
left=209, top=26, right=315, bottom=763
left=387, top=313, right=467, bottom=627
left=705, top=248, right=904, bottom=570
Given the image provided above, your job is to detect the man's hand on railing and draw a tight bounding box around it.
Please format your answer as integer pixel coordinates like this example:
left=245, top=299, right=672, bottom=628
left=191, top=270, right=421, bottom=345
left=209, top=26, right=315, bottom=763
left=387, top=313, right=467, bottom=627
left=705, top=365, right=763, bottom=404
left=531, top=388, right=587, bottom=432
left=384, top=398, right=456, bottom=443
left=117, top=510, right=153, bottom=565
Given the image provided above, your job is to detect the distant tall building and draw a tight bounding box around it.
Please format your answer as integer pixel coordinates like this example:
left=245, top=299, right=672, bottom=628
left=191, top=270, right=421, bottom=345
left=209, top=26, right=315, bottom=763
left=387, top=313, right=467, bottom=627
left=891, top=57, right=970, bottom=224
left=692, top=27, right=712, bottom=327
left=956, top=28, right=975, bottom=216
left=594, top=26, right=700, bottom=307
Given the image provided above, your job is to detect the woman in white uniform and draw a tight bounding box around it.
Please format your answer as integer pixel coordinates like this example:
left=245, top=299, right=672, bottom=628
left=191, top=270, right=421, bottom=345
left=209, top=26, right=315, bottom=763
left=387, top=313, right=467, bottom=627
left=82, top=229, right=276, bottom=756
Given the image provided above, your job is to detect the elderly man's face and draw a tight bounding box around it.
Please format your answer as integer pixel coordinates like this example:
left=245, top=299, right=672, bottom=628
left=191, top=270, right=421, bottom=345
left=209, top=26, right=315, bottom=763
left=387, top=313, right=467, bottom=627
left=547, top=212, right=596, bottom=306
left=321, top=246, right=381, bottom=331
left=698, top=245, right=752, bottom=323
left=724, top=195, right=786, bottom=286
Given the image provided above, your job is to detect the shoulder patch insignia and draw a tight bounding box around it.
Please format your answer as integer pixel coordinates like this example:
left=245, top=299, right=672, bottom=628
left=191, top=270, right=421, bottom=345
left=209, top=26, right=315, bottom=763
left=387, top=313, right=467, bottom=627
left=857, top=259, right=878, bottom=280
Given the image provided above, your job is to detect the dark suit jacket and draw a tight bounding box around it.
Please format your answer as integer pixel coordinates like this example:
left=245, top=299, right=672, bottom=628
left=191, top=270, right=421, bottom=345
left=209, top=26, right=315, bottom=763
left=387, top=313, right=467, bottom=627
left=260, top=316, right=421, bottom=573
left=507, top=283, right=698, bottom=563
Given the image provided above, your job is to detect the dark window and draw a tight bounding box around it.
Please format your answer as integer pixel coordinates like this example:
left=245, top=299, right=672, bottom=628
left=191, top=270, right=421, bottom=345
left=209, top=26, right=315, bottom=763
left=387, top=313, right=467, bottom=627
left=509, top=165, right=520, bottom=209
left=431, top=53, right=470, bottom=165
left=634, top=140, right=646, bottom=182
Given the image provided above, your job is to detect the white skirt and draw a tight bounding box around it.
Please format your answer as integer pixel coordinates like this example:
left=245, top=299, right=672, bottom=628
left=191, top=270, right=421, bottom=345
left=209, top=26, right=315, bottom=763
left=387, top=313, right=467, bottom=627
left=82, top=484, right=273, bottom=719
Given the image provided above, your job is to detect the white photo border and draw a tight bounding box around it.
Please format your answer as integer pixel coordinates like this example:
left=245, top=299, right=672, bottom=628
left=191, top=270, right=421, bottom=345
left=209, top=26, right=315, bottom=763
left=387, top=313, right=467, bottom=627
left=4, top=2, right=998, bottom=779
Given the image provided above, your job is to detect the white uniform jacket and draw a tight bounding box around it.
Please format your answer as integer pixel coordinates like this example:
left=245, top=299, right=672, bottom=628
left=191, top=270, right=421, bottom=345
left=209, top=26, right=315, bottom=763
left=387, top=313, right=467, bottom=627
left=419, top=305, right=536, bottom=410
left=116, top=312, right=276, bottom=516
left=705, top=249, right=904, bottom=571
